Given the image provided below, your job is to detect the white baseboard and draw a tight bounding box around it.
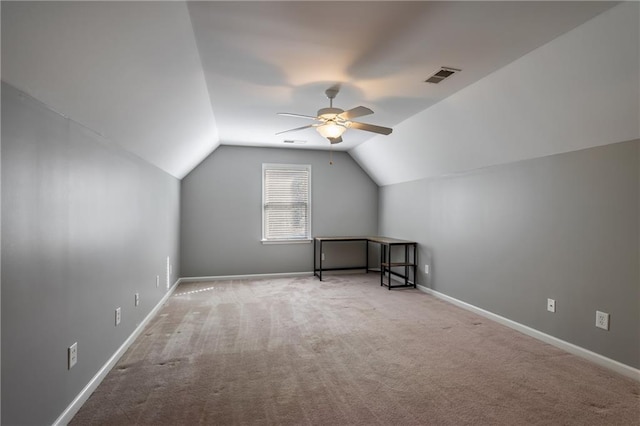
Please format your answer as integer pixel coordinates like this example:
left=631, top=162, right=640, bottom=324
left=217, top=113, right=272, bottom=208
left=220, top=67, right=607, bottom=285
left=178, top=271, right=313, bottom=283
left=53, top=279, right=181, bottom=426
left=416, top=284, right=640, bottom=381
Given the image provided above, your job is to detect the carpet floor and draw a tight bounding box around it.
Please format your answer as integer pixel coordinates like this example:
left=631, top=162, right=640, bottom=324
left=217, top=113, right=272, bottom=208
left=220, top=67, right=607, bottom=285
left=71, top=274, right=639, bottom=425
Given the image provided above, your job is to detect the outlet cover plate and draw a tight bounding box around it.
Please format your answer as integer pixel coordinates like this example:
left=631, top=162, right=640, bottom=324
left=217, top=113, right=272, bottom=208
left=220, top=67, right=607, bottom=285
left=135, top=293, right=140, bottom=307
left=547, top=298, right=556, bottom=313
left=596, top=311, right=610, bottom=330
left=68, top=342, right=78, bottom=369
left=115, top=307, right=121, bottom=326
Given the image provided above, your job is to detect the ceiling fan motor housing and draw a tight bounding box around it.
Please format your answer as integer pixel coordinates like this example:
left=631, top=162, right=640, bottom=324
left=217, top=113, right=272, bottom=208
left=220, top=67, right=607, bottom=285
left=317, top=107, right=344, bottom=120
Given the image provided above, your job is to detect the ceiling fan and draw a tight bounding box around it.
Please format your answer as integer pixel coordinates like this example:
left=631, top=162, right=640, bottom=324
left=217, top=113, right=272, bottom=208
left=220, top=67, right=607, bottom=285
left=276, top=87, right=393, bottom=144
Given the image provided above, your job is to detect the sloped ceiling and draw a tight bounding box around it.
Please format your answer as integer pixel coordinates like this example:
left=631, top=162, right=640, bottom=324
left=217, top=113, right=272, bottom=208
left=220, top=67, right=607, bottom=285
left=1, top=1, right=617, bottom=179
left=352, top=2, right=639, bottom=185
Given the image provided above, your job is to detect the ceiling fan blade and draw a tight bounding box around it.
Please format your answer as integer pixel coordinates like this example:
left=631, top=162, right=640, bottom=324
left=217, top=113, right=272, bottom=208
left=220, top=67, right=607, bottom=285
left=349, top=121, right=393, bottom=135
left=328, top=136, right=343, bottom=144
left=277, top=112, right=319, bottom=120
left=339, top=106, right=373, bottom=120
left=275, top=124, right=316, bottom=135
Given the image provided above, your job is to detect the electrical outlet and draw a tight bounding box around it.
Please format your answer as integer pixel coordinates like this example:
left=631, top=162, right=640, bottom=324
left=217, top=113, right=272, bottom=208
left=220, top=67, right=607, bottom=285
left=135, top=293, right=140, bottom=307
left=68, top=342, right=78, bottom=369
left=321, top=253, right=325, bottom=261
left=596, top=310, right=609, bottom=330
left=115, top=307, right=121, bottom=326
left=547, top=298, right=556, bottom=313
left=425, top=264, right=429, bottom=274
left=156, top=275, right=159, bottom=288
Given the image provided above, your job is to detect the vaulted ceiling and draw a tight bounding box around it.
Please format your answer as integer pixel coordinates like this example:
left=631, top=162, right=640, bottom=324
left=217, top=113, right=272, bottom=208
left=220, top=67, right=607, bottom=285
left=1, top=1, right=619, bottom=179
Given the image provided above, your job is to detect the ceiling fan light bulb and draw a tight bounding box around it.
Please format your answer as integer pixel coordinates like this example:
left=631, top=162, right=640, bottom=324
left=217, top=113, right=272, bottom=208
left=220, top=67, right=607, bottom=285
left=317, top=122, right=346, bottom=139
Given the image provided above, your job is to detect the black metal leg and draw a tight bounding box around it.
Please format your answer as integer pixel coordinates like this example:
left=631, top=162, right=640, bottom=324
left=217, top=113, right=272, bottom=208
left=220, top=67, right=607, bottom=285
left=366, top=240, right=369, bottom=273
left=319, top=240, right=323, bottom=281
left=404, top=245, right=408, bottom=286
left=380, top=244, right=384, bottom=286
left=386, top=245, right=392, bottom=291
left=416, top=245, right=418, bottom=288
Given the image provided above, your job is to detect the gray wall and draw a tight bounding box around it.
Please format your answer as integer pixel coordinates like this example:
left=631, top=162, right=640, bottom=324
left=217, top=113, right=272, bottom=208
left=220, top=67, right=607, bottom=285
left=379, top=140, right=640, bottom=368
left=181, top=145, right=378, bottom=277
left=1, top=83, right=181, bottom=425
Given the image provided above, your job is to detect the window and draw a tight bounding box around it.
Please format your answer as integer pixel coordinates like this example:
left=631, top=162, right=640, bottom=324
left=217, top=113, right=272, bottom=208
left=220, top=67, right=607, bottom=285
left=262, top=163, right=311, bottom=242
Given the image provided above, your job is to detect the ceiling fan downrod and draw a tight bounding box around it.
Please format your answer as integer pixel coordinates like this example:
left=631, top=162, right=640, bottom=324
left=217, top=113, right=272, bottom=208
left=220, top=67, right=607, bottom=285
left=325, top=87, right=339, bottom=108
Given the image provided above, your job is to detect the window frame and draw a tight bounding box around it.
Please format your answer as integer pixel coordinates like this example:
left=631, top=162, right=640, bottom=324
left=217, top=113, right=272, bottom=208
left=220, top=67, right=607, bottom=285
left=261, top=163, right=312, bottom=244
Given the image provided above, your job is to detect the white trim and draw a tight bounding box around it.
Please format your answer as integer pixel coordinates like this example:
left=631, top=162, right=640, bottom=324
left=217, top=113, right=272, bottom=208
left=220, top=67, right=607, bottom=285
left=178, top=271, right=313, bottom=283
left=53, top=279, right=181, bottom=426
left=261, top=238, right=312, bottom=245
left=416, top=284, right=640, bottom=381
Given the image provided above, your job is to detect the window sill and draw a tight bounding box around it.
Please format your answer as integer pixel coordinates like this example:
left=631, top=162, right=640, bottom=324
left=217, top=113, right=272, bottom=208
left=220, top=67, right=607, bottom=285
left=261, top=239, right=312, bottom=245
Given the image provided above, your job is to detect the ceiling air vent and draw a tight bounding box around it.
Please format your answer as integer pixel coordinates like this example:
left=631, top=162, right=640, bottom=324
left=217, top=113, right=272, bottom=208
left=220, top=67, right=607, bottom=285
left=425, top=67, right=461, bottom=84
left=283, top=139, right=307, bottom=145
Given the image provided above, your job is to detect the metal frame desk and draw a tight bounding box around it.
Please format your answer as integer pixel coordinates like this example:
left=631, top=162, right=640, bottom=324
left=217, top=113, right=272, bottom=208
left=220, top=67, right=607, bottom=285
left=313, top=236, right=417, bottom=289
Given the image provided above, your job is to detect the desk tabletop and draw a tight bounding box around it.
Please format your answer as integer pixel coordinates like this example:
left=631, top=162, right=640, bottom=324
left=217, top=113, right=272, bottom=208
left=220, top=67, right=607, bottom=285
left=314, top=236, right=416, bottom=245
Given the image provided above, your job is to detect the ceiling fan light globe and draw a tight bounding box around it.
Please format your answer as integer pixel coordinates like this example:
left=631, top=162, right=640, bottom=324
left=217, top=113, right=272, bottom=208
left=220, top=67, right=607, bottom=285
left=316, top=122, right=347, bottom=139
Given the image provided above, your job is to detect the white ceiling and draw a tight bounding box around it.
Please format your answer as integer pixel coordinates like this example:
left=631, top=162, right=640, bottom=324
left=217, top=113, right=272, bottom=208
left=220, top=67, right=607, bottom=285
left=1, top=1, right=617, bottom=179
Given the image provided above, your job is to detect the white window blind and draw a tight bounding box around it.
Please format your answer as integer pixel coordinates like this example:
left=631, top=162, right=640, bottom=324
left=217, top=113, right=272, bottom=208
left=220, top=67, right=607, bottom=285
left=262, top=164, right=311, bottom=241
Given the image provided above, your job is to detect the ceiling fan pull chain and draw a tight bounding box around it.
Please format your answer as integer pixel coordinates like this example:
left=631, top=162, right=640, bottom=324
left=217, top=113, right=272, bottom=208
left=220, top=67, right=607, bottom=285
left=329, top=144, right=333, bottom=165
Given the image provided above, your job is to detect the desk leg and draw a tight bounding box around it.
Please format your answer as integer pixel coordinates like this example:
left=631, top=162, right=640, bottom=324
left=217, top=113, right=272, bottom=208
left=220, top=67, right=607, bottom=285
left=366, top=240, right=369, bottom=274
left=413, top=244, right=417, bottom=288
left=319, top=240, right=323, bottom=281
left=380, top=244, right=384, bottom=287
left=387, top=245, right=391, bottom=290
left=405, top=245, right=409, bottom=286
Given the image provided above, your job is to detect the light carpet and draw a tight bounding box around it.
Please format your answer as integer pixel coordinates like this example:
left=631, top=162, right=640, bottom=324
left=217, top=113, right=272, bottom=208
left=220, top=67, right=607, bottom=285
left=71, top=274, right=640, bottom=425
